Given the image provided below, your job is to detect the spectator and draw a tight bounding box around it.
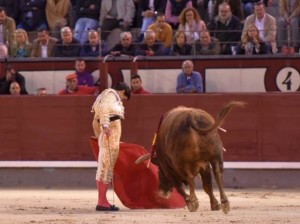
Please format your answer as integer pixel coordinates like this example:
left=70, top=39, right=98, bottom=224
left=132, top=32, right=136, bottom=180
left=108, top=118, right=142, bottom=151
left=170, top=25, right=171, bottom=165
left=45, top=0, right=71, bottom=39
left=100, top=0, right=135, bottom=42
left=36, top=87, right=47, bottom=95
left=109, top=31, right=136, bottom=57
left=148, top=13, right=173, bottom=55
left=277, top=0, right=300, bottom=52
left=165, top=0, right=193, bottom=29
left=0, top=0, right=19, bottom=24
left=71, top=58, right=94, bottom=87
left=9, top=28, right=32, bottom=58
left=131, top=74, right=150, bottom=94
left=80, top=30, right=109, bottom=57
left=236, top=23, right=271, bottom=54
left=9, top=81, right=21, bottom=95
left=135, top=29, right=165, bottom=56
left=53, top=26, right=81, bottom=57
left=137, top=0, right=167, bottom=42
left=74, top=0, right=100, bottom=44
left=242, top=0, right=273, bottom=19
left=193, top=29, right=221, bottom=55
left=178, top=7, right=207, bottom=44
left=31, top=28, right=58, bottom=58
left=242, top=1, right=277, bottom=53
left=213, top=0, right=244, bottom=21
left=58, top=74, right=97, bottom=95
left=0, top=65, right=28, bottom=95
left=176, top=60, right=203, bottom=93
left=0, top=7, right=16, bottom=46
left=208, top=2, right=242, bottom=54
left=17, top=0, right=48, bottom=32
left=171, top=30, right=193, bottom=55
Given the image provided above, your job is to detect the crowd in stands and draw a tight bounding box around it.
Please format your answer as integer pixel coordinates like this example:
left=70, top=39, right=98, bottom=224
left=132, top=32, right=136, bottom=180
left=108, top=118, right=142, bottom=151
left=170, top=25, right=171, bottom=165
left=0, top=0, right=297, bottom=58
left=0, top=0, right=298, bottom=95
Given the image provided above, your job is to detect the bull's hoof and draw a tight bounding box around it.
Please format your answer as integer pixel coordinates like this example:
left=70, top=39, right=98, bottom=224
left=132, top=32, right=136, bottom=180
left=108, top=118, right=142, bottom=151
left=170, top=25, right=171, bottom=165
left=221, top=200, right=230, bottom=214
left=158, top=190, right=171, bottom=199
left=211, top=202, right=221, bottom=211
left=186, top=198, right=199, bottom=212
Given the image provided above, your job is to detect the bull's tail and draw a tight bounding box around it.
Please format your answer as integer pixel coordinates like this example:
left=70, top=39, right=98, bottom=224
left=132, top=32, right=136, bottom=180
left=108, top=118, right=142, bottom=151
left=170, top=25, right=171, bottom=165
left=192, top=101, right=246, bottom=134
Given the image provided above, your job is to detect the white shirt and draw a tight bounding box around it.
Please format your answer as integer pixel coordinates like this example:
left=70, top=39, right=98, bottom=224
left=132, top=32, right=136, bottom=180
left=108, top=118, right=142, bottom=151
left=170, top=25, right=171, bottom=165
left=255, top=15, right=266, bottom=41
left=41, top=45, right=48, bottom=58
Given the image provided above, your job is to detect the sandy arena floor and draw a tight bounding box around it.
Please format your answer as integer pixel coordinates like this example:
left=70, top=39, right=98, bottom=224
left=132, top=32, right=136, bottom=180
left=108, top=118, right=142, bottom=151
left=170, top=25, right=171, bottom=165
left=0, top=188, right=299, bottom=224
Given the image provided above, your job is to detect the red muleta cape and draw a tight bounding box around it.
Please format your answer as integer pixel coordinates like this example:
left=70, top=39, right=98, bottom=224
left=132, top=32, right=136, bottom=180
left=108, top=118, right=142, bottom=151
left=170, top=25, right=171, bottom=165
left=89, top=137, right=185, bottom=209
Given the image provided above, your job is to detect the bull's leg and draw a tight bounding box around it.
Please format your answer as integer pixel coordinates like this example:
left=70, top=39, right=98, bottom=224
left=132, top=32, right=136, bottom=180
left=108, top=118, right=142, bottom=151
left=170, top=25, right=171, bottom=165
left=211, top=160, right=230, bottom=214
left=185, top=174, right=199, bottom=212
left=199, top=165, right=221, bottom=211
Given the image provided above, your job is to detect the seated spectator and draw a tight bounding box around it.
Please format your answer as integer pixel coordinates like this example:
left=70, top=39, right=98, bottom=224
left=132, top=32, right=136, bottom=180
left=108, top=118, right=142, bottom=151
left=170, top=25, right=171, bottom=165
left=171, top=30, right=192, bottom=56
left=17, top=0, right=48, bottom=32
left=242, top=0, right=272, bottom=19
left=0, top=65, right=28, bottom=95
left=193, top=29, right=221, bottom=55
left=131, top=74, right=150, bottom=94
left=213, top=0, right=243, bottom=21
left=109, top=31, right=136, bottom=57
left=176, top=60, right=203, bottom=94
left=0, top=1, right=19, bottom=24
left=58, top=74, right=97, bottom=95
left=31, top=28, right=58, bottom=58
left=53, top=26, right=81, bottom=57
left=45, top=0, right=71, bottom=39
left=165, top=0, right=193, bottom=29
left=36, top=87, right=47, bottom=95
left=9, top=81, right=22, bottom=95
left=236, top=23, right=270, bottom=54
left=178, top=7, right=207, bottom=44
left=74, top=0, right=100, bottom=44
left=137, top=0, right=167, bottom=42
left=135, top=29, right=165, bottom=56
left=9, top=28, right=32, bottom=58
left=277, top=0, right=300, bottom=53
left=208, top=2, right=242, bottom=55
left=80, top=30, right=108, bottom=57
left=242, top=1, right=277, bottom=53
left=148, top=13, right=173, bottom=55
left=100, top=0, right=135, bottom=42
left=0, top=7, right=16, bottom=46
left=70, top=58, right=94, bottom=87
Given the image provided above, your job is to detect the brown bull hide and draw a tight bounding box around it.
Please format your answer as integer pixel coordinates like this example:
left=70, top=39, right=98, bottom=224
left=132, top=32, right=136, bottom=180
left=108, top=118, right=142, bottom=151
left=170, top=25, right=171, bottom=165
left=155, top=101, right=245, bottom=213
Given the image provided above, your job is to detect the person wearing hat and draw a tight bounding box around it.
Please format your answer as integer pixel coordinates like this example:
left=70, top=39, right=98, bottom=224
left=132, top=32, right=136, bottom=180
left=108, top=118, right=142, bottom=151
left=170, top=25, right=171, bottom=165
left=58, top=73, right=97, bottom=95
left=91, top=82, right=131, bottom=211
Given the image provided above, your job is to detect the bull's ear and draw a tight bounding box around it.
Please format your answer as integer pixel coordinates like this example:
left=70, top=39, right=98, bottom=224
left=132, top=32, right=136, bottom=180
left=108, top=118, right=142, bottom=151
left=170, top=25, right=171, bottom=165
left=135, top=153, right=151, bottom=164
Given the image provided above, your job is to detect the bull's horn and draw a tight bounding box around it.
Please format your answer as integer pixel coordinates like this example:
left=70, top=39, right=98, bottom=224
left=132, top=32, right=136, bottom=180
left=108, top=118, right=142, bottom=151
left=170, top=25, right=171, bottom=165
left=135, top=153, right=151, bottom=164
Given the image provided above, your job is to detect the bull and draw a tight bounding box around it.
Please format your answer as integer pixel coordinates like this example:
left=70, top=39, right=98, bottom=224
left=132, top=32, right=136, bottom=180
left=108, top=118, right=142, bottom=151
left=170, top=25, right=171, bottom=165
left=136, top=101, right=245, bottom=213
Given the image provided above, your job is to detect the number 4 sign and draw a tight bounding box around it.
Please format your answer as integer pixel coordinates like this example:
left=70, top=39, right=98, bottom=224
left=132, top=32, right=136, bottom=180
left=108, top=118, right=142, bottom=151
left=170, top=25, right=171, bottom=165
left=276, top=67, right=300, bottom=92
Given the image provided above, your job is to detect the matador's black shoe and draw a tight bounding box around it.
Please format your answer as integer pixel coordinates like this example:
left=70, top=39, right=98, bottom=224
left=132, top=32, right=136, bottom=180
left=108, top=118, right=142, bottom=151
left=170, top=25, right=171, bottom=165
left=96, top=204, right=119, bottom=211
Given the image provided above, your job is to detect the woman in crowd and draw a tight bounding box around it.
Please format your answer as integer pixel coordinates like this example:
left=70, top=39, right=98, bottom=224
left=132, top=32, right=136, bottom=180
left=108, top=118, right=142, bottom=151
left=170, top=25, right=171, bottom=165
left=171, top=30, right=192, bottom=55
left=236, top=24, right=270, bottom=55
left=178, top=7, right=206, bottom=44
left=9, top=28, right=32, bottom=58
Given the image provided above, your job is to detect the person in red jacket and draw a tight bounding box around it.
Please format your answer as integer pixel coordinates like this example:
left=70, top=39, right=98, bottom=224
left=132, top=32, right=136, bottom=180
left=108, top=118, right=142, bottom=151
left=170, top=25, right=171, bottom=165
left=130, top=74, right=150, bottom=94
left=58, top=74, right=97, bottom=95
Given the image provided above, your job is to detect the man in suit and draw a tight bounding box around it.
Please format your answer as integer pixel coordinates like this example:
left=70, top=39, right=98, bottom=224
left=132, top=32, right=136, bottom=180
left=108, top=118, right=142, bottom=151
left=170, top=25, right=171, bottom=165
left=0, top=7, right=15, bottom=46
left=242, top=1, right=277, bottom=53
left=31, top=28, right=58, bottom=58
